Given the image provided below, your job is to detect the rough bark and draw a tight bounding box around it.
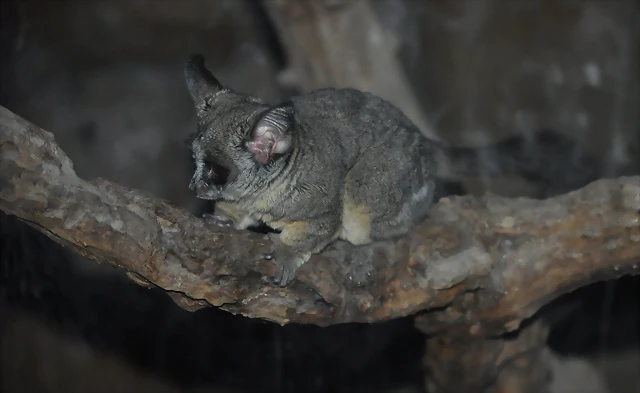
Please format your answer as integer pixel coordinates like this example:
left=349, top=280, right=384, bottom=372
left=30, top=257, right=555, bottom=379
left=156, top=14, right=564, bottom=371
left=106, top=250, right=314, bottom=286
left=1, top=105, right=639, bottom=335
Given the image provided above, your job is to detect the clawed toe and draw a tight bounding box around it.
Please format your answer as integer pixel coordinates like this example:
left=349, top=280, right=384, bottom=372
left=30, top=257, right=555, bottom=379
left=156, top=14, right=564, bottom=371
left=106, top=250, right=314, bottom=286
left=274, top=261, right=293, bottom=286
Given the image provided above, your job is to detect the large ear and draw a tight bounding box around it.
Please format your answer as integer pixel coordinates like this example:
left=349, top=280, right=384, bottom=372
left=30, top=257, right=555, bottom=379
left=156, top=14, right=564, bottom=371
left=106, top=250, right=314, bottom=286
left=184, top=54, right=224, bottom=115
left=246, top=106, right=294, bottom=165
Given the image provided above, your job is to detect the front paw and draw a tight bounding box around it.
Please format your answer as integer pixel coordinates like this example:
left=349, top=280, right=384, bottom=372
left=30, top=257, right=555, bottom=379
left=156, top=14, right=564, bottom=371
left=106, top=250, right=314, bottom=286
left=202, top=213, right=234, bottom=228
left=271, top=244, right=306, bottom=287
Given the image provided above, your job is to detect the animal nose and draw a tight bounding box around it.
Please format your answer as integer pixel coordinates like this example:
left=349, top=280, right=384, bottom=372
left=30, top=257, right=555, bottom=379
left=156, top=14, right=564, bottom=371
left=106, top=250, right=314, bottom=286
left=196, top=183, right=208, bottom=196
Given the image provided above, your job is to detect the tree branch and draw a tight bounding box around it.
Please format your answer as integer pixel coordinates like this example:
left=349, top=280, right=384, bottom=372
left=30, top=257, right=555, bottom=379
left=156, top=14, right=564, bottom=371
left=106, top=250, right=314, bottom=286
left=1, top=105, right=639, bottom=336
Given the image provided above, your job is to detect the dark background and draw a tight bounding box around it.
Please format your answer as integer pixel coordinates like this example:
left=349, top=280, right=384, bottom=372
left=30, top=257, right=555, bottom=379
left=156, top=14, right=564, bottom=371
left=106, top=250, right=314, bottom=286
left=1, top=1, right=639, bottom=392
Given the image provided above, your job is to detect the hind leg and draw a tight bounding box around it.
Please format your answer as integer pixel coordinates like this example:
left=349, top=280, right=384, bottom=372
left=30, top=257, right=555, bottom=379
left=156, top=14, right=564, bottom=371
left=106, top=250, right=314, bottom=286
left=369, top=178, right=435, bottom=241
left=340, top=151, right=436, bottom=244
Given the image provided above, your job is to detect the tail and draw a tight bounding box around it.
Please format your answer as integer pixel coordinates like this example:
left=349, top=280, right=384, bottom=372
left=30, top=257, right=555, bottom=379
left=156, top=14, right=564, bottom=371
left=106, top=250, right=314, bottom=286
left=433, top=130, right=599, bottom=197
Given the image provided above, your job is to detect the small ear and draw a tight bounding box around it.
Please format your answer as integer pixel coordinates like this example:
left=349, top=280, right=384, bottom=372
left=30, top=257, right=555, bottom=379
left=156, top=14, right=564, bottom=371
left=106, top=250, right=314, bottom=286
left=246, top=106, right=294, bottom=165
left=184, top=54, right=224, bottom=115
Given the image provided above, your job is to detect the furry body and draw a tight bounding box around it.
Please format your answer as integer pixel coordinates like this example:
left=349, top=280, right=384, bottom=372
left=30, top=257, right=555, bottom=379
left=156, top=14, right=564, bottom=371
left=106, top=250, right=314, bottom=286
left=185, top=55, right=436, bottom=285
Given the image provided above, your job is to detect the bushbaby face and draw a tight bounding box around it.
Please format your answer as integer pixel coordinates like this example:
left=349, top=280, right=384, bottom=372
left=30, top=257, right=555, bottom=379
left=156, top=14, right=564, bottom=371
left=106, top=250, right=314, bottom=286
left=184, top=54, right=296, bottom=201
left=187, top=94, right=267, bottom=200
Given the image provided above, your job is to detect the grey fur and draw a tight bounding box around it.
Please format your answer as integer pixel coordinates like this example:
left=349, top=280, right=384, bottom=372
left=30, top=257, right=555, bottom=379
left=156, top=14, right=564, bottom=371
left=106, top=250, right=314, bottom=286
left=184, top=54, right=437, bottom=286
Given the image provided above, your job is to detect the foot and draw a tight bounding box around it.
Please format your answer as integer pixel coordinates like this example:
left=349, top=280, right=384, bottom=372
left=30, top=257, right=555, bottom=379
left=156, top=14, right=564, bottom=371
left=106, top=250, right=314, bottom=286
left=202, top=213, right=234, bottom=228
left=268, top=235, right=306, bottom=286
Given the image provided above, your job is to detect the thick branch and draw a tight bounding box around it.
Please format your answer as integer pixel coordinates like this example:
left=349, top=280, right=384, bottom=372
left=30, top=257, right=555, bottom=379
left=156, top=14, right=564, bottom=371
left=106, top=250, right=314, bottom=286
left=1, top=105, right=639, bottom=336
